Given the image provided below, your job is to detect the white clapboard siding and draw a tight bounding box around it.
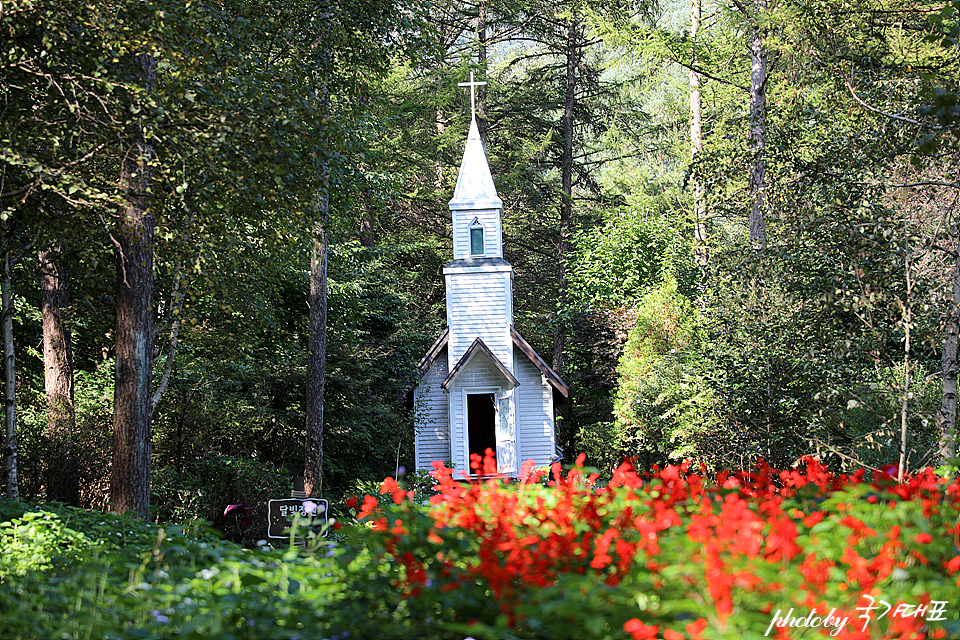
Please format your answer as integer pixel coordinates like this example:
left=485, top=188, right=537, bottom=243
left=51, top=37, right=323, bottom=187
left=446, top=272, right=511, bottom=363
left=452, top=208, right=503, bottom=259
left=448, top=357, right=511, bottom=472
left=414, top=354, right=451, bottom=469
left=514, top=352, right=555, bottom=467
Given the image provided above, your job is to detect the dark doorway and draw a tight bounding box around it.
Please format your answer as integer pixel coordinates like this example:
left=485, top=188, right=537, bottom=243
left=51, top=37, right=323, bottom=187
left=467, top=393, right=497, bottom=464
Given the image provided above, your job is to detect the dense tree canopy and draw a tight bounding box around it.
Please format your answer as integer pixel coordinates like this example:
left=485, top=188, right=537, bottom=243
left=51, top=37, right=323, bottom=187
left=1, top=0, right=958, bottom=523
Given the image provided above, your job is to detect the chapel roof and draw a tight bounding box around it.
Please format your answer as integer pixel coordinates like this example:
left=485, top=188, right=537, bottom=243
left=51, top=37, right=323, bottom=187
left=442, top=337, right=519, bottom=390
left=414, top=326, right=570, bottom=402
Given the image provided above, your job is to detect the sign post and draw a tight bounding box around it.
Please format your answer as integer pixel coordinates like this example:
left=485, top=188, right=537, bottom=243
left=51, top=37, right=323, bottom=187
left=267, top=498, right=329, bottom=540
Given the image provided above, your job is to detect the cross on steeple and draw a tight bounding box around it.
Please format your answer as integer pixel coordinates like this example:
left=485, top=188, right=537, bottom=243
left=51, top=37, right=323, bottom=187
left=458, top=71, right=487, bottom=122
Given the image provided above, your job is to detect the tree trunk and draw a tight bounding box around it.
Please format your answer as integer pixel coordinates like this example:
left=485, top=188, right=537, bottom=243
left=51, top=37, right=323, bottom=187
left=552, top=13, right=579, bottom=374
left=40, top=239, right=77, bottom=504
left=2, top=245, right=18, bottom=500
left=690, top=0, right=708, bottom=266
left=476, top=0, right=488, bottom=146
left=360, top=189, right=375, bottom=248
left=899, top=314, right=911, bottom=483
left=435, top=87, right=446, bottom=190
left=110, top=53, right=156, bottom=516
left=304, top=218, right=328, bottom=498
left=938, top=249, right=960, bottom=464
left=304, top=11, right=332, bottom=498
left=898, top=250, right=913, bottom=483
left=746, top=0, right=768, bottom=247
left=894, top=225, right=915, bottom=483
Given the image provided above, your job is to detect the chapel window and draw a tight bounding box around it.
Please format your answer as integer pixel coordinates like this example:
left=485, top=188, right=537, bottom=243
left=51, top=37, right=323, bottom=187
left=470, top=218, right=484, bottom=256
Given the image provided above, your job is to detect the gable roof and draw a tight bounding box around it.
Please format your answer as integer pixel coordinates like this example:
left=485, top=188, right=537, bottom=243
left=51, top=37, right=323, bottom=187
left=510, top=326, right=569, bottom=397
left=408, top=327, right=572, bottom=416
left=442, top=337, right=520, bottom=390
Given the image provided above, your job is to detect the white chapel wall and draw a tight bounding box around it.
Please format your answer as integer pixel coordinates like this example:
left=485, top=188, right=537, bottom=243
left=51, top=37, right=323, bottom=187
left=414, top=355, right=451, bottom=469
left=515, top=353, right=556, bottom=467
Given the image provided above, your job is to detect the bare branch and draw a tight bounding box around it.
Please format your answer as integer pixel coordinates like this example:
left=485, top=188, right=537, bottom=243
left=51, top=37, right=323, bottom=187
left=885, top=181, right=960, bottom=189
left=846, top=78, right=942, bottom=130
left=108, top=232, right=129, bottom=287
left=808, top=438, right=883, bottom=473
left=675, top=58, right=750, bottom=92
left=933, top=243, right=958, bottom=257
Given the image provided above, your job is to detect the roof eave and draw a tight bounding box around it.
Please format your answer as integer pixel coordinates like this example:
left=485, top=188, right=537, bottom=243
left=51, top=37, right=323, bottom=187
left=416, top=328, right=450, bottom=377
left=510, top=326, right=570, bottom=397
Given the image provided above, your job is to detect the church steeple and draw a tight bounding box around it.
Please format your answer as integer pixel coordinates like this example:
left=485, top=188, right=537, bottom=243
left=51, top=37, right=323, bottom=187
left=448, top=72, right=503, bottom=260
left=448, top=119, right=503, bottom=210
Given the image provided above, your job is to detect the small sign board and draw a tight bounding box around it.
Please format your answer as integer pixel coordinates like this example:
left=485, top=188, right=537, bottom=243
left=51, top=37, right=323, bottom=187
left=267, top=498, right=329, bottom=539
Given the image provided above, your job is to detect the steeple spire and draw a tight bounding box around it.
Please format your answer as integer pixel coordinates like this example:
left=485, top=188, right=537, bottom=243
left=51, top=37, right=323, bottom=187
left=449, top=118, right=502, bottom=209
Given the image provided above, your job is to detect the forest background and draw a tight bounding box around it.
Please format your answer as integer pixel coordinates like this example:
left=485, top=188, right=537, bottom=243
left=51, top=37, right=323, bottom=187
left=1, top=0, right=959, bottom=533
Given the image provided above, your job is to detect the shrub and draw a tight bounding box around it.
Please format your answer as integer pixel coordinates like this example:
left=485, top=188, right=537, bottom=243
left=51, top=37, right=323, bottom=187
left=570, top=213, right=686, bottom=310
left=3, top=457, right=958, bottom=640
left=612, top=279, right=723, bottom=468
left=16, top=360, right=114, bottom=508
left=0, top=500, right=351, bottom=640
left=0, top=510, right=90, bottom=576
left=152, top=455, right=290, bottom=541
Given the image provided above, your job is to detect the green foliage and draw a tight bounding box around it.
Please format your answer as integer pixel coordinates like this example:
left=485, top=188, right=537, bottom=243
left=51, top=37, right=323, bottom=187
left=0, top=511, right=90, bottom=576
left=5, top=0, right=960, bottom=548
left=824, top=361, right=942, bottom=470
left=607, top=279, right=722, bottom=469
left=570, top=212, right=684, bottom=309
left=16, top=359, right=114, bottom=507
left=0, top=498, right=352, bottom=640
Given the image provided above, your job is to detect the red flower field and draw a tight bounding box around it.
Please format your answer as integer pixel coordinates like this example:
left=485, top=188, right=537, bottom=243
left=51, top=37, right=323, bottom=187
left=350, top=452, right=960, bottom=640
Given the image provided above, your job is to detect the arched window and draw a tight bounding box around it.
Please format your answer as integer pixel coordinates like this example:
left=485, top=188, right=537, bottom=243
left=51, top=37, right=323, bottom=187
left=470, top=218, right=484, bottom=256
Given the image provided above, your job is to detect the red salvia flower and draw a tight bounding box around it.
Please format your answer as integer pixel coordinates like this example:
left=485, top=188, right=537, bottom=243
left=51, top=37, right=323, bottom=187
left=354, top=455, right=960, bottom=638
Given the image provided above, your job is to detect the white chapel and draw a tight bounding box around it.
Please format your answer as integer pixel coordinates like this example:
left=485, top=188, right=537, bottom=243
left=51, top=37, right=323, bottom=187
left=412, top=79, right=569, bottom=475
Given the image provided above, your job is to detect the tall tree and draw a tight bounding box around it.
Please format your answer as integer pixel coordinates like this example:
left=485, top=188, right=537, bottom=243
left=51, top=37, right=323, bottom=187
left=0, top=0, right=117, bottom=500
left=304, top=0, right=332, bottom=499
left=40, top=234, right=77, bottom=503
left=2, top=237, right=17, bottom=499
left=690, top=0, right=708, bottom=266
left=110, top=52, right=157, bottom=516
left=301, top=0, right=431, bottom=496
left=939, top=246, right=960, bottom=463
left=738, top=0, right=768, bottom=246
left=305, top=217, right=328, bottom=497
left=477, top=0, right=490, bottom=145
left=552, top=11, right=585, bottom=374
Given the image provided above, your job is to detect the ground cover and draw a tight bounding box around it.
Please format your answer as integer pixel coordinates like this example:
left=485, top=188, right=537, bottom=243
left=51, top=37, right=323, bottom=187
left=0, top=456, right=958, bottom=639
